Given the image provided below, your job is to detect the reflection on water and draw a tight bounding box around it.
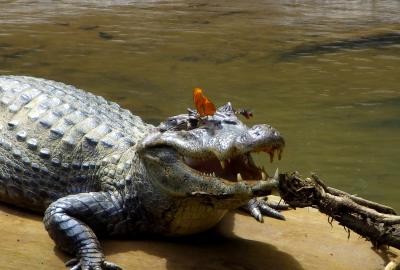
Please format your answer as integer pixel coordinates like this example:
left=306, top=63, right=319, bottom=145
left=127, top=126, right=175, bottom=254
left=0, top=0, right=399, bottom=210
left=281, top=32, right=400, bottom=59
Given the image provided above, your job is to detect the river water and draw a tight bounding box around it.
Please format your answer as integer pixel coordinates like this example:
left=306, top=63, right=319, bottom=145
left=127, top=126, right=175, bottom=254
left=0, top=1, right=399, bottom=210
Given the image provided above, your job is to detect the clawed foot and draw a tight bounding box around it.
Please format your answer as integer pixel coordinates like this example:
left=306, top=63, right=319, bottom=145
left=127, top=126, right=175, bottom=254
left=66, top=258, right=122, bottom=270
left=242, top=197, right=289, bottom=223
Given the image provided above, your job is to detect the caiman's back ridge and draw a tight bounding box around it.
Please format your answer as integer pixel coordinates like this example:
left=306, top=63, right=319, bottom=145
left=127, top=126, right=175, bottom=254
left=0, top=76, right=285, bottom=270
left=0, top=76, right=151, bottom=211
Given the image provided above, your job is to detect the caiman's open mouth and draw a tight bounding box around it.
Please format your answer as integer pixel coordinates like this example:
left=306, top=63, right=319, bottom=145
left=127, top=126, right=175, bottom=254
left=143, top=113, right=285, bottom=190
left=181, top=145, right=283, bottom=183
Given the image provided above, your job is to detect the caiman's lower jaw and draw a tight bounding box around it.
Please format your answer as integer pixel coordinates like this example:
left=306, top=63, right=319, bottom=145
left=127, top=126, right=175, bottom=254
left=181, top=146, right=283, bottom=184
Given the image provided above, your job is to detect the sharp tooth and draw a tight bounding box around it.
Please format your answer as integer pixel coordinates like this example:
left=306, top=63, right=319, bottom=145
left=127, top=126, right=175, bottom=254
left=274, top=168, right=279, bottom=180
left=220, top=161, right=226, bottom=169
left=278, top=148, right=283, bottom=160
left=212, top=172, right=216, bottom=177
left=269, top=151, right=275, bottom=163
left=237, top=173, right=243, bottom=181
left=261, top=172, right=266, bottom=180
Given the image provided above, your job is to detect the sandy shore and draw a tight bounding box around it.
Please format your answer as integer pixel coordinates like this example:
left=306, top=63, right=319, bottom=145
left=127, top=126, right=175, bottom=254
left=0, top=202, right=398, bottom=270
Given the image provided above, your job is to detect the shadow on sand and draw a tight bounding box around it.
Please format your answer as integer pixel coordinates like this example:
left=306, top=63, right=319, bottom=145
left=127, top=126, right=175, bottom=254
left=100, top=213, right=303, bottom=270
left=0, top=200, right=302, bottom=270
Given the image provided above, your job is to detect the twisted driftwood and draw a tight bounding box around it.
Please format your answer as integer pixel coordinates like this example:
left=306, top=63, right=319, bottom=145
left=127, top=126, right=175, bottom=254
left=278, top=172, right=400, bottom=250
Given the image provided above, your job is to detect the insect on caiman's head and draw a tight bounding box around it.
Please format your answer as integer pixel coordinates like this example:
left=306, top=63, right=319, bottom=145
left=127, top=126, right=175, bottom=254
left=137, top=102, right=285, bottom=207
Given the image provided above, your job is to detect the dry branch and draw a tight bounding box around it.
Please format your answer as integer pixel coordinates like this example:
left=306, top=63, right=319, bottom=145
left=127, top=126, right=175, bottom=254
left=278, top=172, right=400, bottom=249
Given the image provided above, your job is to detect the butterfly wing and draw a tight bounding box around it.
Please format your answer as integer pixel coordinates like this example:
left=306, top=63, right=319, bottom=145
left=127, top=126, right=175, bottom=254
left=193, top=88, right=216, bottom=116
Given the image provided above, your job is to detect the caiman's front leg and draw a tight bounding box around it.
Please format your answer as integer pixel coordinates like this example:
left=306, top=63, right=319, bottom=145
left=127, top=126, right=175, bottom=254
left=242, top=197, right=289, bottom=222
left=241, top=174, right=289, bottom=222
left=44, top=191, right=125, bottom=270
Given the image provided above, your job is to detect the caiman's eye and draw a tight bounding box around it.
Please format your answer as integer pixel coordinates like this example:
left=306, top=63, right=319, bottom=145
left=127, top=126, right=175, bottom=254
left=222, top=120, right=237, bottom=125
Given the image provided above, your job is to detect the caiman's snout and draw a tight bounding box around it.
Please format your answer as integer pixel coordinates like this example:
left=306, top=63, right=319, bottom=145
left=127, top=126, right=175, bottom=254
left=235, top=124, right=285, bottom=163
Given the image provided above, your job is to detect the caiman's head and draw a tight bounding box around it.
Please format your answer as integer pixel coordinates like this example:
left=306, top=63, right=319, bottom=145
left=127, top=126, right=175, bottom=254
left=137, top=103, right=284, bottom=208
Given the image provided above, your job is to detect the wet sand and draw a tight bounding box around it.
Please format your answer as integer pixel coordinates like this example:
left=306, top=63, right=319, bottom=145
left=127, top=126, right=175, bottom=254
left=0, top=200, right=398, bottom=270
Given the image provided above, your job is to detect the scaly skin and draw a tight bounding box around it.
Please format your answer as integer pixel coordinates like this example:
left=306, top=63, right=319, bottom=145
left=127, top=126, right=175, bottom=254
left=0, top=76, right=285, bottom=270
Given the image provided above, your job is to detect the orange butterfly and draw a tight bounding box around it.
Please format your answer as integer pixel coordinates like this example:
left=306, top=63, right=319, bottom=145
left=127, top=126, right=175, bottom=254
left=193, top=87, right=216, bottom=117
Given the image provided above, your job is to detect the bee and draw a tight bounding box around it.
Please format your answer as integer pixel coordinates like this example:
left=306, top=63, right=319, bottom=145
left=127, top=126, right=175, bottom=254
left=235, top=108, right=253, bottom=119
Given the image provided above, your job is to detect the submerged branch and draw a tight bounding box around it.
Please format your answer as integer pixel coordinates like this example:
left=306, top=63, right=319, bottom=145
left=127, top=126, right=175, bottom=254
left=278, top=172, right=400, bottom=250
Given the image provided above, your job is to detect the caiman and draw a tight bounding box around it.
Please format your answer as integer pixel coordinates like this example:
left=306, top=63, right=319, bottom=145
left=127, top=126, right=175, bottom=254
left=0, top=76, right=285, bottom=270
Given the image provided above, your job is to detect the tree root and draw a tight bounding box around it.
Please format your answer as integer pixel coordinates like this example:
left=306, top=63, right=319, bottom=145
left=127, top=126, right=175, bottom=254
left=278, top=172, right=400, bottom=250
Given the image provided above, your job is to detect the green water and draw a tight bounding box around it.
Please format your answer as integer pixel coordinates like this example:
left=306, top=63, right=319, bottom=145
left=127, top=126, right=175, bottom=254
left=0, top=1, right=399, bottom=210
